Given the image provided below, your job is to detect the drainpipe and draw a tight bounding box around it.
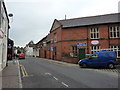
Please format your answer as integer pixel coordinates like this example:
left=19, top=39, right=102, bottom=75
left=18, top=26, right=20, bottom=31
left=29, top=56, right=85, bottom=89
left=87, top=26, right=89, bottom=54
left=108, top=25, right=110, bottom=49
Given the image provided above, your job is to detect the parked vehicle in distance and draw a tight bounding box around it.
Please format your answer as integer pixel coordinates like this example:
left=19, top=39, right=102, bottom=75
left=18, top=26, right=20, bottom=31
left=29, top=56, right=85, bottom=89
left=18, top=53, right=25, bottom=59
left=78, top=51, right=117, bottom=69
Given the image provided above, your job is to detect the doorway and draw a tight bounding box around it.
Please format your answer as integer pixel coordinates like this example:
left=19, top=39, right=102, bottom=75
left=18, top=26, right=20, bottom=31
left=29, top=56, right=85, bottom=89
left=78, top=48, right=86, bottom=60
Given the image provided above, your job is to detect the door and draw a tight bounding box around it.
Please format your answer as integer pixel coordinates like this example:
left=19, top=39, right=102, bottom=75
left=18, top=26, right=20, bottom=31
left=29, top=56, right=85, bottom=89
left=53, top=47, right=56, bottom=60
left=44, top=50, right=46, bottom=58
left=78, top=48, right=86, bottom=60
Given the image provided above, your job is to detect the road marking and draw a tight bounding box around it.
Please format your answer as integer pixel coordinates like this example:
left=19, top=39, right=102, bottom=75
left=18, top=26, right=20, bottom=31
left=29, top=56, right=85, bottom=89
left=20, top=65, right=25, bottom=77
left=61, top=82, right=69, bottom=87
left=45, top=73, right=52, bottom=75
left=17, top=60, right=23, bottom=88
left=22, top=65, right=29, bottom=77
left=19, top=64, right=29, bottom=77
left=44, top=72, right=69, bottom=87
left=53, top=76, right=58, bottom=81
left=83, top=68, right=119, bottom=73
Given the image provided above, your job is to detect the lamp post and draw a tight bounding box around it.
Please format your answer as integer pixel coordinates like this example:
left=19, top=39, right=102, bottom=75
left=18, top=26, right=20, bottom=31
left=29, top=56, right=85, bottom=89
left=8, top=13, right=13, bottom=38
left=118, top=1, right=120, bottom=22
left=8, top=13, right=13, bottom=59
left=118, top=1, right=120, bottom=13
left=8, top=13, right=13, bottom=22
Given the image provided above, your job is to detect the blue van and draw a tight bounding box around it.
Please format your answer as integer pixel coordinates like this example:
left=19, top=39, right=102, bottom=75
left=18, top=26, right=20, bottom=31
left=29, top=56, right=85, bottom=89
left=78, top=51, right=117, bottom=69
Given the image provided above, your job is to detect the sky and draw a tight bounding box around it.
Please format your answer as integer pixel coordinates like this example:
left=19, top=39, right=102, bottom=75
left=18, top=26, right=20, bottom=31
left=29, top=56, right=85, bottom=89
left=5, top=0, right=120, bottom=47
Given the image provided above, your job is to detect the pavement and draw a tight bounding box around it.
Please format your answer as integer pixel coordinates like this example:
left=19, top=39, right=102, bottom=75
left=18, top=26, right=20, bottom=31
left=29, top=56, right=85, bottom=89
left=1, top=59, right=22, bottom=89
left=0, top=58, right=120, bottom=89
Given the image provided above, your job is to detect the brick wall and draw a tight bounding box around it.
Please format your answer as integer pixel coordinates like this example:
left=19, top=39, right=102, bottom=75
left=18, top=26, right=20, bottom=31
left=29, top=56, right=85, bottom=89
left=62, top=27, right=87, bottom=40
left=39, top=22, right=120, bottom=63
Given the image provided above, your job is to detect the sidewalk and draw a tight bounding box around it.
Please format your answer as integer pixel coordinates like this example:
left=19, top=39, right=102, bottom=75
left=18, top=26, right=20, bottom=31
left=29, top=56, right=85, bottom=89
left=1, top=60, right=22, bottom=89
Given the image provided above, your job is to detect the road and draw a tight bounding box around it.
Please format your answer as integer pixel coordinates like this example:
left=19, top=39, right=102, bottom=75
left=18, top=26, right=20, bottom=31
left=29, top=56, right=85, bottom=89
left=19, top=57, right=119, bottom=88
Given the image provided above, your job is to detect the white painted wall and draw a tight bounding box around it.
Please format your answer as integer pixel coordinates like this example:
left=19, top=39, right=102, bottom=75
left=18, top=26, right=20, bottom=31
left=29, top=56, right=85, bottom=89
left=36, top=48, right=40, bottom=57
left=25, top=46, right=34, bottom=57
left=33, top=48, right=40, bottom=57
left=0, top=1, right=9, bottom=71
left=118, top=1, right=120, bottom=13
left=33, top=48, right=36, bottom=57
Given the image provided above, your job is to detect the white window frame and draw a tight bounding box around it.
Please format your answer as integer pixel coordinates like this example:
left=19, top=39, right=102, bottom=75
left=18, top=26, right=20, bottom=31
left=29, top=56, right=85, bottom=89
left=72, top=46, right=77, bottom=57
left=109, top=26, right=120, bottom=38
left=110, top=45, right=120, bottom=58
left=91, top=46, right=100, bottom=54
left=54, top=32, right=57, bottom=42
left=90, top=28, right=99, bottom=39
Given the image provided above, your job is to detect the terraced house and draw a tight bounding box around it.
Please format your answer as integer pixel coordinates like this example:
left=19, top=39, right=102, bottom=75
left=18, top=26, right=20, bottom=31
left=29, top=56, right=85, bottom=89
left=37, top=13, right=120, bottom=63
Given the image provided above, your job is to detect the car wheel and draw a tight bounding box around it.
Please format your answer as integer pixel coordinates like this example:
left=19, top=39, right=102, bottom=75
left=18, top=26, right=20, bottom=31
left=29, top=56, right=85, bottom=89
left=81, top=63, right=87, bottom=68
left=108, top=63, right=115, bottom=69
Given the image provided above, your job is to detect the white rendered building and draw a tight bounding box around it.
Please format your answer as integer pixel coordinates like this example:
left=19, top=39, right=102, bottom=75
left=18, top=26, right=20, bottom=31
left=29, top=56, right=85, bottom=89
left=0, top=0, right=10, bottom=71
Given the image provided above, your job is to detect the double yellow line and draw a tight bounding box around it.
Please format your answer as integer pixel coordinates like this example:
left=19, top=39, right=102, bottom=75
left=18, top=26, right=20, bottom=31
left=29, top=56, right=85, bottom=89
left=19, top=64, right=29, bottom=77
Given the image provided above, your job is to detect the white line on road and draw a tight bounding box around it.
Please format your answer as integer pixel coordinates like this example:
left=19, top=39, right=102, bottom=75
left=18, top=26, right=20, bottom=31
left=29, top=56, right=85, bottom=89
left=61, top=82, right=69, bottom=87
left=53, top=76, right=58, bottom=80
left=45, top=73, right=52, bottom=75
left=17, top=60, right=23, bottom=88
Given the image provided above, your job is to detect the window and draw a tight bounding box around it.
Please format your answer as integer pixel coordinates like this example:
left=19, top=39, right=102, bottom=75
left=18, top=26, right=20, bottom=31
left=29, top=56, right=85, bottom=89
left=72, top=46, right=77, bottom=57
left=109, top=26, right=120, bottom=38
left=91, top=54, right=98, bottom=59
left=91, top=46, right=100, bottom=54
left=90, top=28, right=99, bottom=39
left=110, top=45, right=120, bottom=58
left=54, top=33, right=57, bottom=42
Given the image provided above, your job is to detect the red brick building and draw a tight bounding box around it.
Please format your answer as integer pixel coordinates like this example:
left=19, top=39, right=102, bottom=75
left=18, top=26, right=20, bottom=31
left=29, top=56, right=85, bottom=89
left=37, top=13, right=120, bottom=63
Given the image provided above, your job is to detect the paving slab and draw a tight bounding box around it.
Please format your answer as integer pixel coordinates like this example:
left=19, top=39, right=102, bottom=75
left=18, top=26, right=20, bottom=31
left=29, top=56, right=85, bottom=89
left=2, top=60, right=20, bottom=88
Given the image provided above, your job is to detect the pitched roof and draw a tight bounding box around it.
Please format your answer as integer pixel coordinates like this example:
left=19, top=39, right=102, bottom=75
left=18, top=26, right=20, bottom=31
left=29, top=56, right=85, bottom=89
left=59, top=13, right=120, bottom=28
left=36, top=35, right=48, bottom=45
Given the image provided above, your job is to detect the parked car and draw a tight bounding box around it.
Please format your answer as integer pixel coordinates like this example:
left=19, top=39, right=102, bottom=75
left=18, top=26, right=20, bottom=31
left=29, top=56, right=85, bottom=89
left=18, top=53, right=25, bottom=59
left=78, top=51, right=117, bottom=69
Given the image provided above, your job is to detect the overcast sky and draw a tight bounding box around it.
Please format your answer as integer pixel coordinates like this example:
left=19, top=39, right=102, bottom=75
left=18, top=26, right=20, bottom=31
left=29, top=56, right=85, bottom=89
left=5, top=0, right=120, bottom=47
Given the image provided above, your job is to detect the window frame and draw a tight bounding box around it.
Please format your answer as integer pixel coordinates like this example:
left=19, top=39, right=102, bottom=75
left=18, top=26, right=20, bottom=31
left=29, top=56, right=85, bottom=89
left=91, top=54, right=98, bottom=59
left=91, top=46, right=100, bottom=54
left=90, top=27, right=100, bottom=39
left=54, top=32, right=57, bottom=42
left=110, top=45, right=120, bottom=58
left=72, top=46, right=77, bottom=57
left=109, top=26, right=120, bottom=38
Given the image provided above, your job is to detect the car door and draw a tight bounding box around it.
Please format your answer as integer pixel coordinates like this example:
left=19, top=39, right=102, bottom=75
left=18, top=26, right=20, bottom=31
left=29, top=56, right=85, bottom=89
left=88, top=54, right=99, bottom=67
left=98, top=55, right=108, bottom=66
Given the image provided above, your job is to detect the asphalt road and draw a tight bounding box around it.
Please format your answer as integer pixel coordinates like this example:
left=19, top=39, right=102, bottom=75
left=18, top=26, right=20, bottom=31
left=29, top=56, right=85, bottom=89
left=19, top=57, right=119, bottom=88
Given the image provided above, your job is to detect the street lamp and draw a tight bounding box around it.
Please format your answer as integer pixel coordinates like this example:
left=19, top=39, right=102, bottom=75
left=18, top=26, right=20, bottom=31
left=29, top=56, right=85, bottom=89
left=118, top=1, right=120, bottom=22
left=7, top=13, right=13, bottom=38
left=8, top=13, right=13, bottom=22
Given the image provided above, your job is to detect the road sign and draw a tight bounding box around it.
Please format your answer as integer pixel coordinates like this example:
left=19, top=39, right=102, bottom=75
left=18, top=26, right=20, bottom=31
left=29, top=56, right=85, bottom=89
left=51, top=46, right=54, bottom=51
left=77, top=43, right=87, bottom=46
